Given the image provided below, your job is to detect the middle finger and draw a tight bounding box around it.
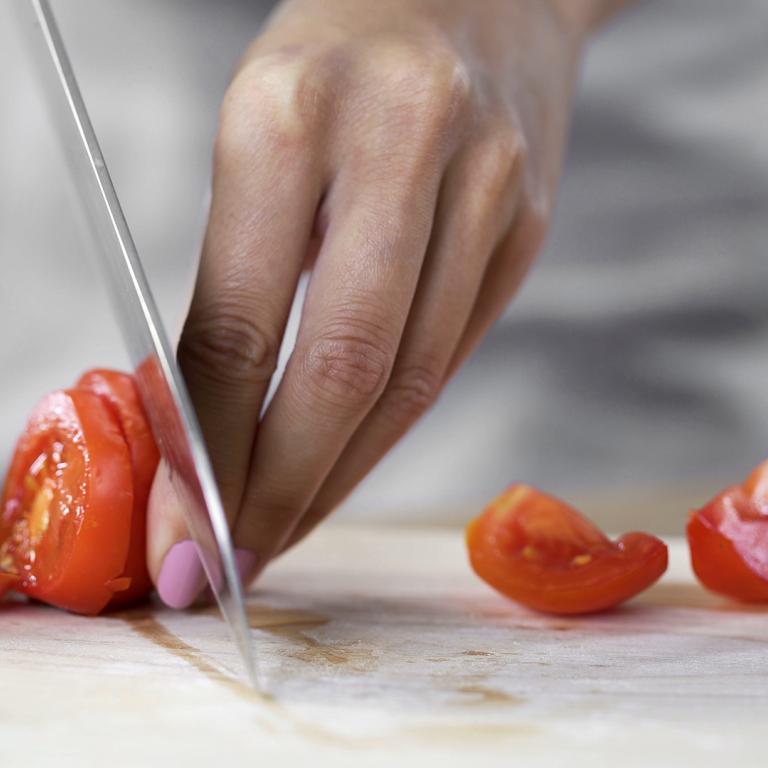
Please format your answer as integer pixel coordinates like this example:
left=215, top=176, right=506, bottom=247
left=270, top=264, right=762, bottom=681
left=232, top=147, right=445, bottom=564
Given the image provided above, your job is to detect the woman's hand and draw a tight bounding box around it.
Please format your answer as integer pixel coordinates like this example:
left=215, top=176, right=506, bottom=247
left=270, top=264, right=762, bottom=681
left=146, top=0, right=600, bottom=608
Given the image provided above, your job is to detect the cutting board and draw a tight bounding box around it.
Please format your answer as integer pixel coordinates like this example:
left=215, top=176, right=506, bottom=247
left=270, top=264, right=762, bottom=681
left=1, top=524, right=766, bottom=767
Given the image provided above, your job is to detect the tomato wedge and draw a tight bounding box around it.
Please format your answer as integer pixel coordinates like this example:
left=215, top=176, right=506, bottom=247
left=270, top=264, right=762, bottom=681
left=466, top=485, right=668, bottom=615
left=0, top=389, right=134, bottom=614
left=687, top=460, right=768, bottom=602
left=77, top=369, right=159, bottom=607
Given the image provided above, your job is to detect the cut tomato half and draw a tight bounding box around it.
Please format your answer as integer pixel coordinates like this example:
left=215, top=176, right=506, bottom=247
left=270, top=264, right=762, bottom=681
left=687, top=459, right=768, bottom=602
left=466, top=485, right=668, bottom=615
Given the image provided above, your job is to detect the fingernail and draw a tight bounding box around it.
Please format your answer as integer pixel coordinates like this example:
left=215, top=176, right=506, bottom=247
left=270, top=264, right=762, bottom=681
left=157, top=540, right=206, bottom=609
left=235, top=548, right=259, bottom=588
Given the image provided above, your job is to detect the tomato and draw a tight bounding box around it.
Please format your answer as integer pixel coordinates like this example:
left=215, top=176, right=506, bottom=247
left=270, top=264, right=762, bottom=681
left=0, top=572, right=19, bottom=600
left=0, top=370, right=159, bottom=613
left=687, top=460, right=768, bottom=602
left=0, top=390, right=134, bottom=614
left=466, top=485, right=669, bottom=615
left=77, top=370, right=159, bottom=607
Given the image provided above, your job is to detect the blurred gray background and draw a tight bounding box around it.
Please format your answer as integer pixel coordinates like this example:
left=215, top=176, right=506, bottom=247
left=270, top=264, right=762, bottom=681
left=1, top=0, right=767, bottom=533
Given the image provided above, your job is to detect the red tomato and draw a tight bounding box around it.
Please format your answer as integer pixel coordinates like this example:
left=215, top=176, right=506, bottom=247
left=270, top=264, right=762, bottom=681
left=77, top=370, right=159, bottom=607
left=466, top=485, right=668, bottom=615
left=687, top=460, right=768, bottom=602
left=0, top=572, right=19, bottom=600
left=0, top=390, right=134, bottom=614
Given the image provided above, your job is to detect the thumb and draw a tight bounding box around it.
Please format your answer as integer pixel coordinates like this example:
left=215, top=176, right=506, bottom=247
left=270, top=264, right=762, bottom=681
left=146, top=459, right=258, bottom=609
left=146, top=460, right=207, bottom=609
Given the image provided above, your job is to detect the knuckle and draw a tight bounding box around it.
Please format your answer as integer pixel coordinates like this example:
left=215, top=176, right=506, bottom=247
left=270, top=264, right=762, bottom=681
left=302, top=320, right=395, bottom=408
left=516, top=199, right=551, bottom=254
left=380, top=362, right=443, bottom=427
left=215, top=53, right=329, bottom=164
left=479, top=127, right=527, bottom=192
left=375, top=41, right=471, bottom=143
left=180, top=306, right=279, bottom=387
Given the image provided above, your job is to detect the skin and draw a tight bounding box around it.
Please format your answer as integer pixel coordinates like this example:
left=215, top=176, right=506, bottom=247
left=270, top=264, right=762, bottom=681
left=146, top=0, right=636, bottom=595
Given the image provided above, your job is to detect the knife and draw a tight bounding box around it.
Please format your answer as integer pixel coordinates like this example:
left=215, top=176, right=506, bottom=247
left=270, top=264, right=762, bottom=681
left=17, top=0, right=259, bottom=687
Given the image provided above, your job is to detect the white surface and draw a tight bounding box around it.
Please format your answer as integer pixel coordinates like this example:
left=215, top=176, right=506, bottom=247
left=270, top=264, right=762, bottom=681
left=1, top=524, right=766, bottom=766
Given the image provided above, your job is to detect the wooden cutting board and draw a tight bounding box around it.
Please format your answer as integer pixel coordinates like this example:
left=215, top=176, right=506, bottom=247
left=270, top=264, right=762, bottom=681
left=1, top=524, right=766, bottom=767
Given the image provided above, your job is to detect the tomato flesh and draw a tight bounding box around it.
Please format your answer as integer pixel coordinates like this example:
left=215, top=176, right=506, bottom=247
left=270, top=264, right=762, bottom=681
left=0, top=572, right=19, bottom=600
left=687, top=460, right=768, bottom=602
left=1, top=389, right=135, bottom=614
left=466, top=485, right=668, bottom=615
left=77, top=370, right=159, bottom=607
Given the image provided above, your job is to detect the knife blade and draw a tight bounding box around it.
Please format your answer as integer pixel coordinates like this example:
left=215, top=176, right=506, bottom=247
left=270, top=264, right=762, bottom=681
left=19, top=0, right=259, bottom=687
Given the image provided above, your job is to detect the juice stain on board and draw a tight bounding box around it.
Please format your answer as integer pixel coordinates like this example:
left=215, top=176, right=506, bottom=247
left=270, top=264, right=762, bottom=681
left=113, top=601, right=532, bottom=745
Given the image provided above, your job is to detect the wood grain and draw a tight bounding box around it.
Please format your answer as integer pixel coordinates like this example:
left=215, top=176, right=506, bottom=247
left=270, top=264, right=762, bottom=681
left=0, top=524, right=766, bottom=767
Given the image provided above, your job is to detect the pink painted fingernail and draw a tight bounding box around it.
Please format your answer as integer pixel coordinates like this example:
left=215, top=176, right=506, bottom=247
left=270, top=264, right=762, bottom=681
left=157, top=540, right=206, bottom=609
left=235, top=548, right=259, bottom=588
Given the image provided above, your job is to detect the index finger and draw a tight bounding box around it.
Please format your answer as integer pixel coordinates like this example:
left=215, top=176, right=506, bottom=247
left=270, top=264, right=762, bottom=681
left=147, top=61, right=326, bottom=603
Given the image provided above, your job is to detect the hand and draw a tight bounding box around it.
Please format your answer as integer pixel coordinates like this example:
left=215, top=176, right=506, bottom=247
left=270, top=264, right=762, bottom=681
left=146, top=0, right=596, bottom=608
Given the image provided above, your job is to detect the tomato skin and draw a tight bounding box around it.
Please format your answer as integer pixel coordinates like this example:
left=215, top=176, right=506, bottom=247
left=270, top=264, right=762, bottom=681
left=0, top=390, right=134, bottom=615
left=77, top=370, right=159, bottom=607
left=687, top=461, right=768, bottom=602
left=467, top=485, right=668, bottom=615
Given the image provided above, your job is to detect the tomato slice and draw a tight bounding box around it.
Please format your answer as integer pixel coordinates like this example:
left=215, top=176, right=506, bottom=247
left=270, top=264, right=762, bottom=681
left=0, top=389, right=134, bottom=614
left=687, top=459, right=768, bottom=602
left=466, top=485, right=668, bottom=615
left=0, top=572, right=19, bottom=600
left=77, top=369, right=159, bottom=607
